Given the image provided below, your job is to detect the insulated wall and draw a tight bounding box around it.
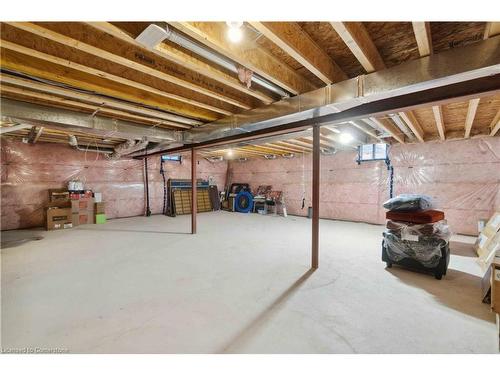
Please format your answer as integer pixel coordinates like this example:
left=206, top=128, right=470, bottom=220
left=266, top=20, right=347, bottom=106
left=0, top=139, right=227, bottom=230
left=230, top=137, right=500, bottom=235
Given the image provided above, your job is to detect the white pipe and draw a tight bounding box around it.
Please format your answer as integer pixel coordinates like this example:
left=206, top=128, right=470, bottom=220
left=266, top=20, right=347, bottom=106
left=0, top=124, right=31, bottom=134
left=136, top=24, right=290, bottom=98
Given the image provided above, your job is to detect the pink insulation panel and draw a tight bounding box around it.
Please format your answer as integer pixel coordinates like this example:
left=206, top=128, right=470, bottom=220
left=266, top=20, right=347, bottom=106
left=230, top=137, right=500, bottom=235
left=0, top=139, right=227, bottom=230
left=2, top=136, right=499, bottom=235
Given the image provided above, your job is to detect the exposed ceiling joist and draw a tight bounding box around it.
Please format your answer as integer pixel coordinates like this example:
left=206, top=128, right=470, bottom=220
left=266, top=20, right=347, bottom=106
left=348, top=121, right=381, bottom=141
left=0, top=73, right=196, bottom=128
left=369, top=117, right=405, bottom=144
left=1, top=98, right=181, bottom=143
left=248, top=22, right=347, bottom=85
left=432, top=105, right=446, bottom=140
left=412, top=22, right=433, bottom=57
left=185, top=36, right=500, bottom=147
left=0, top=40, right=221, bottom=120
left=464, top=98, right=480, bottom=138
left=489, top=108, right=500, bottom=136
left=398, top=111, right=425, bottom=142
left=330, top=22, right=386, bottom=73
left=0, top=124, right=31, bottom=134
left=6, top=22, right=249, bottom=112
left=86, top=22, right=275, bottom=105
left=0, top=84, right=191, bottom=129
left=33, top=126, right=45, bottom=144
left=168, top=22, right=316, bottom=95
left=484, top=22, right=500, bottom=39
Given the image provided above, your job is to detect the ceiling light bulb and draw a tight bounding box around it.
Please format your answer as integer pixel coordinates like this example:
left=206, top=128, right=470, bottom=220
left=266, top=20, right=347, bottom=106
left=227, top=26, right=242, bottom=43
left=339, top=132, right=354, bottom=144
left=227, top=149, right=233, bottom=156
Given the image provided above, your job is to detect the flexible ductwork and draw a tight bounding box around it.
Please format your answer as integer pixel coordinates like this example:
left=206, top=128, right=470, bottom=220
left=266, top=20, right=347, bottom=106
left=136, top=24, right=290, bottom=98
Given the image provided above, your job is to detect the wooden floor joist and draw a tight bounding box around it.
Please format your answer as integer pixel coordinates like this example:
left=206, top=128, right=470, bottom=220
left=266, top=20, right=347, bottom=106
left=249, top=22, right=347, bottom=85
left=412, top=22, right=433, bottom=57
left=432, top=105, right=446, bottom=140
left=330, top=22, right=386, bottom=73
left=0, top=84, right=191, bottom=129
left=489, top=108, right=500, bottom=136
left=0, top=74, right=197, bottom=128
left=0, top=41, right=222, bottom=120
left=5, top=22, right=251, bottom=111
left=169, top=22, right=316, bottom=95
left=87, top=22, right=276, bottom=105
left=398, top=111, right=425, bottom=142
left=464, top=98, right=480, bottom=138
left=369, top=117, right=405, bottom=144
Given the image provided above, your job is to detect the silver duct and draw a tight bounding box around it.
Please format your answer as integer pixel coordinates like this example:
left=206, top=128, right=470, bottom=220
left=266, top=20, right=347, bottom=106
left=136, top=24, right=290, bottom=98
left=184, top=36, right=500, bottom=145
left=109, top=137, right=149, bottom=159
left=68, top=135, right=113, bottom=154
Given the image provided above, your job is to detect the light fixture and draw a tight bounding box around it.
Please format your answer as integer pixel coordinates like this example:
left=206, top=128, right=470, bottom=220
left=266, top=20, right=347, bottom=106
left=282, top=153, right=295, bottom=159
left=264, top=154, right=277, bottom=160
left=226, top=149, right=233, bottom=157
left=226, top=22, right=243, bottom=43
left=339, top=132, right=354, bottom=144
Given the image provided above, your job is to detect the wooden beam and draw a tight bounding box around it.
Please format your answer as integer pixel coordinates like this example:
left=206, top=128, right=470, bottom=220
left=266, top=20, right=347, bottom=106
left=191, top=148, right=197, bottom=234
left=0, top=124, right=31, bottom=134
left=87, top=22, right=275, bottom=105
left=0, top=74, right=195, bottom=129
left=412, top=22, right=433, bottom=57
left=369, top=117, right=405, bottom=144
left=311, top=125, right=320, bottom=269
left=169, top=22, right=316, bottom=95
left=484, top=22, right=500, bottom=39
left=330, top=22, right=386, bottom=73
left=464, top=98, right=480, bottom=138
left=432, top=105, right=446, bottom=140
left=6, top=22, right=249, bottom=112
left=398, top=111, right=425, bottom=142
left=248, top=22, right=347, bottom=85
left=489, top=108, right=500, bottom=136
left=0, top=41, right=219, bottom=121
left=348, top=121, right=381, bottom=141
left=0, top=84, right=191, bottom=129
left=33, top=126, right=44, bottom=144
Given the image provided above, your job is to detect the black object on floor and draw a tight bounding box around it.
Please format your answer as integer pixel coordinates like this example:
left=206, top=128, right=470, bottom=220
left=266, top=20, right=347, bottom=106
left=382, top=238, right=450, bottom=280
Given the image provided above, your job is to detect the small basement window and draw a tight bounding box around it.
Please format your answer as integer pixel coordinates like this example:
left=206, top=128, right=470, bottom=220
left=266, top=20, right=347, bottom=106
left=161, top=154, right=182, bottom=163
left=357, top=143, right=389, bottom=164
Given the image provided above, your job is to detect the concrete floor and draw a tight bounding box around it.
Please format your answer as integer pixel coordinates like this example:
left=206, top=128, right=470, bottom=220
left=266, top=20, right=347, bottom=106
left=1, top=212, right=497, bottom=353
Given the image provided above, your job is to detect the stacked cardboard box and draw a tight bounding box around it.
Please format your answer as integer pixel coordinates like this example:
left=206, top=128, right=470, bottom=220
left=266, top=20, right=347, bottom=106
left=71, top=192, right=94, bottom=226
left=46, top=189, right=72, bottom=231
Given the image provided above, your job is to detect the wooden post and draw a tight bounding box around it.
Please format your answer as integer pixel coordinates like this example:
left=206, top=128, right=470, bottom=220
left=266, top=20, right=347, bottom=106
left=311, top=125, right=320, bottom=268
left=191, top=148, right=197, bottom=234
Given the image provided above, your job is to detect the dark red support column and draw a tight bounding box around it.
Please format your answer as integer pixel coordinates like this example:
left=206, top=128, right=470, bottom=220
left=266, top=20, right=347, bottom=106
left=191, top=148, right=197, bottom=234
left=311, top=126, right=320, bottom=268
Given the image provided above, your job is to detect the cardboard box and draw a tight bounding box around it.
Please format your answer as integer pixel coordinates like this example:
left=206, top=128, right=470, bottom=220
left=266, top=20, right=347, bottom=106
left=95, top=202, right=105, bottom=214
left=476, top=212, right=500, bottom=272
left=491, top=258, right=500, bottom=314
left=49, top=188, right=69, bottom=202
left=46, top=207, right=72, bottom=231
left=95, top=214, right=106, bottom=224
